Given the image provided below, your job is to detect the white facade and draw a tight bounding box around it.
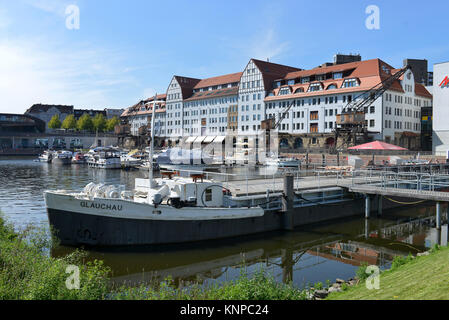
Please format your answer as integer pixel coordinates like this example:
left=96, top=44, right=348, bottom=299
left=166, top=77, right=184, bottom=137
left=432, top=61, right=449, bottom=156
left=238, top=60, right=266, bottom=135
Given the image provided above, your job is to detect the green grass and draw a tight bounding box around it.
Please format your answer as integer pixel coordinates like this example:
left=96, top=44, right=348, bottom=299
left=328, top=245, right=449, bottom=300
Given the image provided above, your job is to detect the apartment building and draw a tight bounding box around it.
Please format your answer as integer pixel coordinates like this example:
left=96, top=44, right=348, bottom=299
left=264, top=59, right=432, bottom=150
left=121, top=94, right=166, bottom=136
left=121, top=56, right=433, bottom=151
left=237, top=59, right=300, bottom=135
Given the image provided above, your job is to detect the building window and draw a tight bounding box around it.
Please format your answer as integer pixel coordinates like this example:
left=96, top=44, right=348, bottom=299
left=310, top=111, right=319, bottom=121
left=342, top=79, right=359, bottom=88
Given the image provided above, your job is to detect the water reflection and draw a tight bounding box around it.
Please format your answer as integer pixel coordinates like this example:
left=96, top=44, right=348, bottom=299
left=1, top=158, right=448, bottom=288
left=52, top=213, right=447, bottom=288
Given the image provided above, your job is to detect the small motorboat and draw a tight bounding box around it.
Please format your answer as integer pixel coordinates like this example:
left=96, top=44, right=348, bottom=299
left=72, top=153, right=87, bottom=164
left=264, top=156, right=301, bottom=168
left=37, top=150, right=53, bottom=163
left=52, top=150, right=73, bottom=165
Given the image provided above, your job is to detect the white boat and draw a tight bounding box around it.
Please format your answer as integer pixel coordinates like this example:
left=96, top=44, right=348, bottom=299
left=38, top=151, right=53, bottom=163
left=156, top=148, right=220, bottom=171
left=120, top=150, right=142, bottom=168
left=44, top=176, right=265, bottom=246
left=52, top=150, right=72, bottom=165
left=87, top=147, right=121, bottom=169
left=264, top=156, right=301, bottom=168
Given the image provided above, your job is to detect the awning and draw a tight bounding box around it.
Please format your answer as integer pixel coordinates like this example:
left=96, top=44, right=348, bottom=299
left=185, top=136, right=196, bottom=143
left=203, top=136, right=216, bottom=143
left=193, top=136, right=206, bottom=144
left=348, top=141, right=408, bottom=151
left=213, top=136, right=226, bottom=143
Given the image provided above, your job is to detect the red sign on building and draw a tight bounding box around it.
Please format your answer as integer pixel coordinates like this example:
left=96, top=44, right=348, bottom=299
left=440, top=76, right=449, bottom=88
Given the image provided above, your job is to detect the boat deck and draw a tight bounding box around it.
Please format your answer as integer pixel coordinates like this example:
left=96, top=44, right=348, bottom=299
left=224, top=175, right=349, bottom=197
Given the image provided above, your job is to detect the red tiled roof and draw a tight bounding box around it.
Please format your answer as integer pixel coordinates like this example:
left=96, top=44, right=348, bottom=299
left=252, top=59, right=301, bottom=90
left=415, top=83, right=432, bottom=98
left=264, top=58, right=435, bottom=102
left=193, top=72, right=243, bottom=89
left=184, top=87, right=239, bottom=102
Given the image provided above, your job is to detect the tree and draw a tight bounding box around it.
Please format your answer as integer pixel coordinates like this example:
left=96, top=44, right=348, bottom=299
left=61, top=114, right=77, bottom=130
left=105, top=116, right=120, bottom=132
left=48, top=115, right=61, bottom=129
left=92, top=113, right=107, bottom=133
left=76, top=113, right=94, bottom=132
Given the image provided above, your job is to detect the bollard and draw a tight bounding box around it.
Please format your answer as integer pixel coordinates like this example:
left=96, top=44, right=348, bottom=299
left=365, top=195, right=371, bottom=219
left=436, top=201, right=442, bottom=229
left=377, top=195, right=383, bottom=216
left=282, top=174, right=294, bottom=230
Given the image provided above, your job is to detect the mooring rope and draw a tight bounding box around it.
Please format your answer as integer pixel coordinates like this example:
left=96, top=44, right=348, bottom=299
left=384, top=197, right=426, bottom=205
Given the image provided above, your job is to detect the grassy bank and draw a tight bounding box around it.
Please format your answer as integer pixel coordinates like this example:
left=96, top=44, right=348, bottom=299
left=0, top=214, right=306, bottom=300
left=328, top=245, right=449, bottom=300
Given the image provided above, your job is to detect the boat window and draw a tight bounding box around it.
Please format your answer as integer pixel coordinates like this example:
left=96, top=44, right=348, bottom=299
left=205, top=189, right=212, bottom=202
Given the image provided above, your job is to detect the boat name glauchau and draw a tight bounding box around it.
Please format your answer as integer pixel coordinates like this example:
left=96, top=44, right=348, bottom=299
left=80, top=201, right=123, bottom=211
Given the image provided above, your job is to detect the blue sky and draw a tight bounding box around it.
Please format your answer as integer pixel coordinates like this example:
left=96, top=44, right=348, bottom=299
left=0, top=0, right=448, bottom=113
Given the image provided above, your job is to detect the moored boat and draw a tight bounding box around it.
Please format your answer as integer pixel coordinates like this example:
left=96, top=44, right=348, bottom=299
left=87, top=147, right=121, bottom=169
left=37, top=150, right=53, bottom=163
left=52, top=150, right=72, bottom=165
left=72, top=152, right=87, bottom=164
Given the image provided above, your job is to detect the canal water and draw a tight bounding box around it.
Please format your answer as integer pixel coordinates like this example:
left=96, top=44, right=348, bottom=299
left=1, top=158, right=448, bottom=288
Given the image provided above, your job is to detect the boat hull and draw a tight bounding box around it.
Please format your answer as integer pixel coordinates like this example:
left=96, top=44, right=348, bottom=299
left=44, top=192, right=275, bottom=246
left=52, top=158, right=71, bottom=165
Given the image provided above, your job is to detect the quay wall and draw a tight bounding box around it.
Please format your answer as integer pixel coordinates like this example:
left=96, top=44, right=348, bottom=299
left=291, top=195, right=421, bottom=228
left=0, top=132, right=119, bottom=155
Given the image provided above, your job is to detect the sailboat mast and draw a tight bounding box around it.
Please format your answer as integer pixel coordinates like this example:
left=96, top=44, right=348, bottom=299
left=149, top=93, right=157, bottom=188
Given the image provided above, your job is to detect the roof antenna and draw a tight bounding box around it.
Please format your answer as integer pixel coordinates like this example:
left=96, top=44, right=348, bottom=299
left=267, top=57, right=269, bottom=62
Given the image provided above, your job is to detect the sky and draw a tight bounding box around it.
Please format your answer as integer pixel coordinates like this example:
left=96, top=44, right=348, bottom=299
left=0, top=0, right=448, bottom=113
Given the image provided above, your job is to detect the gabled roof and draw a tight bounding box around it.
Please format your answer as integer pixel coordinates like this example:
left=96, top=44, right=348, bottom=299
left=25, top=104, right=74, bottom=114
left=252, top=59, right=301, bottom=77
left=251, top=59, right=302, bottom=90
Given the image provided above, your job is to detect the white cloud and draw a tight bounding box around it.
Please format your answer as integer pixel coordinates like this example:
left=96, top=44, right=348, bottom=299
left=247, top=28, right=290, bottom=61
left=0, top=37, right=138, bottom=113
left=23, top=0, right=72, bottom=17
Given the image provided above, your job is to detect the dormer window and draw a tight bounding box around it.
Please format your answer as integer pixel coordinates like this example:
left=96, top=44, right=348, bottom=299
left=342, top=78, right=359, bottom=88
left=287, top=79, right=295, bottom=85
left=333, top=72, right=343, bottom=80
left=274, top=81, right=281, bottom=88
left=278, top=87, right=291, bottom=95
left=301, top=77, right=310, bottom=84
left=382, top=65, right=390, bottom=74
left=294, top=88, right=304, bottom=94
left=316, top=74, right=326, bottom=81
left=308, top=83, right=322, bottom=92
left=326, top=84, right=337, bottom=90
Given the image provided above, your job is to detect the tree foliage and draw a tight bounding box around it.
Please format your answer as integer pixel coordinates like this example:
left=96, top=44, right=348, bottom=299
left=105, top=117, right=120, bottom=132
left=61, top=114, right=77, bottom=130
left=92, top=114, right=107, bottom=133
left=48, top=115, right=62, bottom=129
left=76, top=113, right=94, bottom=132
